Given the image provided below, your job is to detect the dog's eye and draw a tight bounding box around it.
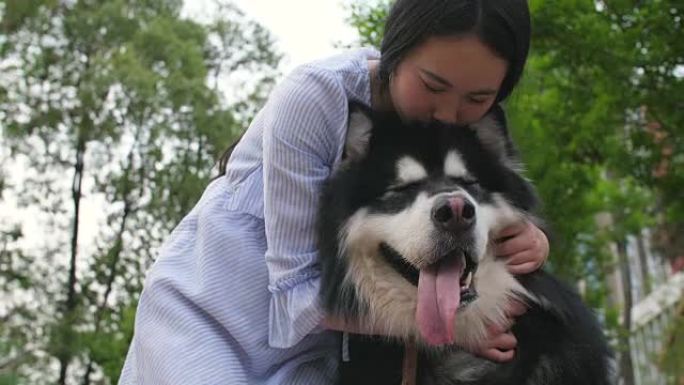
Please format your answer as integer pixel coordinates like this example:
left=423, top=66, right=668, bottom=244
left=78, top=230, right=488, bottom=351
left=388, top=181, right=421, bottom=193
left=449, top=177, right=479, bottom=186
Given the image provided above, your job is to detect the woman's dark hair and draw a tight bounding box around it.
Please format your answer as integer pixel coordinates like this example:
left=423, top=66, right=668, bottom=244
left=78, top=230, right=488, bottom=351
left=379, top=0, right=530, bottom=103
left=216, top=138, right=239, bottom=179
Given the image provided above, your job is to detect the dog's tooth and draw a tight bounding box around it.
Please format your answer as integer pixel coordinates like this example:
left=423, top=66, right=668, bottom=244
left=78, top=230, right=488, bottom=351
left=464, top=272, right=473, bottom=289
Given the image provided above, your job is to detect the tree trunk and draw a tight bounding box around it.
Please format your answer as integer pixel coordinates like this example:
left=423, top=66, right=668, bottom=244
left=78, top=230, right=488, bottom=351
left=58, top=134, right=86, bottom=385
left=81, top=147, right=136, bottom=385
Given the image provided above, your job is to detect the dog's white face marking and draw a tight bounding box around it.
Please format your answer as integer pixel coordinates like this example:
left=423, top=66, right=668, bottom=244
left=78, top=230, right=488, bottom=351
left=345, top=193, right=436, bottom=267
left=474, top=193, right=525, bottom=263
left=335, top=145, right=535, bottom=345
left=348, top=187, right=500, bottom=270
left=340, top=209, right=421, bottom=338
left=444, top=150, right=468, bottom=178
left=477, top=194, right=522, bottom=233
left=396, top=156, right=427, bottom=185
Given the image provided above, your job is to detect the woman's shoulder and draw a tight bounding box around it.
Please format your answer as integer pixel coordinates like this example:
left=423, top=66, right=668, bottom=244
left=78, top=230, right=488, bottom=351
left=248, top=48, right=379, bottom=163
left=304, top=47, right=380, bottom=76
left=278, top=47, right=379, bottom=107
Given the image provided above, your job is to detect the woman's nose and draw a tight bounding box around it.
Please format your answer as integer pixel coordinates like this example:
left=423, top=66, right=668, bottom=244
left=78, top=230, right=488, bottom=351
left=432, top=101, right=460, bottom=125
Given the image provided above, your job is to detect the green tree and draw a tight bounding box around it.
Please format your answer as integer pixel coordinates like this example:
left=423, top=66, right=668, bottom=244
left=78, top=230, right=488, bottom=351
left=0, top=224, right=37, bottom=385
left=0, top=0, right=281, bottom=383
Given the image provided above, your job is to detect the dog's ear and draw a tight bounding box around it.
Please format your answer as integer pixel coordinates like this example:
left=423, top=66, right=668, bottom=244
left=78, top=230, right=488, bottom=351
left=470, top=104, right=522, bottom=171
left=344, top=102, right=374, bottom=161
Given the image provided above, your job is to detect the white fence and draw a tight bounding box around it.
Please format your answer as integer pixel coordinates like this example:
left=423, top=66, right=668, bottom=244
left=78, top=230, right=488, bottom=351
left=629, top=272, right=683, bottom=385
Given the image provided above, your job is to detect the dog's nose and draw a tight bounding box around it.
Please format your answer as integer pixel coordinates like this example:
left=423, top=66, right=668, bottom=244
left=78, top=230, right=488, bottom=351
left=432, top=196, right=475, bottom=232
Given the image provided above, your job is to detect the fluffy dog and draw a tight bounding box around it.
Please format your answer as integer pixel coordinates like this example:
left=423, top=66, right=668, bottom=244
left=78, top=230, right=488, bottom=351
left=317, top=103, right=614, bottom=385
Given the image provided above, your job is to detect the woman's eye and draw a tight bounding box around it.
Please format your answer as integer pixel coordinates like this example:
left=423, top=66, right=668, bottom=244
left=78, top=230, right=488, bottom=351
left=422, top=80, right=446, bottom=94
left=468, top=97, right=488, bottom=104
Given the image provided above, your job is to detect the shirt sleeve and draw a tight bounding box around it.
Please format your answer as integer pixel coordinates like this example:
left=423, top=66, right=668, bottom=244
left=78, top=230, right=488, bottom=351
left=261, top=65, right=348, bottom=348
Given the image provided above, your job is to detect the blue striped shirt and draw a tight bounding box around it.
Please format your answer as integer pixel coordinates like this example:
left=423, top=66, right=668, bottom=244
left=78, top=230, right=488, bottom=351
left=119, top=47, right=380, bottom=385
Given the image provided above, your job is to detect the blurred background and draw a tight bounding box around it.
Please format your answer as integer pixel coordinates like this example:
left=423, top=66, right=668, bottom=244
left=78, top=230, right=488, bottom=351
left=0, top=0, right=682, bottom=384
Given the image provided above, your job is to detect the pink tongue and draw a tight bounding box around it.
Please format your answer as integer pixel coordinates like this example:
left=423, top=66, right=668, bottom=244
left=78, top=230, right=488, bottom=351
left=416, top=255, right=464, bottom=346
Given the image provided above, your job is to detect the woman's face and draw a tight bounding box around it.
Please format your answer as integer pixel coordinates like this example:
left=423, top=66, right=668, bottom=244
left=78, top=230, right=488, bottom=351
left=389, top=35, right=508, bottom=125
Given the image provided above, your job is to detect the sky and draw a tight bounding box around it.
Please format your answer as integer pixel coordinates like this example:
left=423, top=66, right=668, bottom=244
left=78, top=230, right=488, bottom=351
left=183, top=0, right=359, bottom=73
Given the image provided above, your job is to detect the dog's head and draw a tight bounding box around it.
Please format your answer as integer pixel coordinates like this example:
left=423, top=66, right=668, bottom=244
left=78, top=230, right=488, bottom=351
left=318, top=103, right=539, bottom=344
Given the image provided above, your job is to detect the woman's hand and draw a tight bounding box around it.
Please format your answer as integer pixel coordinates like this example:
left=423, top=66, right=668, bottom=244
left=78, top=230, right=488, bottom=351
left=494, top=221, right=549, bottom=275
left=471, top=300, right=527, bottom=362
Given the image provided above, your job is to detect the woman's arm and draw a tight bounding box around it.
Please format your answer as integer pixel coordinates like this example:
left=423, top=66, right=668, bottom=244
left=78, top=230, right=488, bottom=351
left=260, top=65, right=351, bottom=349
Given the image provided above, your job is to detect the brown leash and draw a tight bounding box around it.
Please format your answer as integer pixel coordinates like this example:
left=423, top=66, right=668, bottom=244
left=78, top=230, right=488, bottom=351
left=401, top=339, right=418, bottom=385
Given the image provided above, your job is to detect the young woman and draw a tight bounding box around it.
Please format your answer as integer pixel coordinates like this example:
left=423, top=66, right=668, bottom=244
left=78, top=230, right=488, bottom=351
left=119, top=0, right=549, bottom=383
